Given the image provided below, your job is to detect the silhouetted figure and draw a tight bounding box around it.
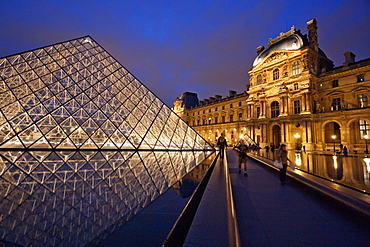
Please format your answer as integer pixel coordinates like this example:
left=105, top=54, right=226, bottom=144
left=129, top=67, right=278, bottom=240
left=217, top=133, right=227, bottom=159
left=233, top=140, right=248, bottom=176
left=339, top=143, right=343, bottom=154
left=276, top=144, right=291, bottom=185
left=343, top=146, right=348, bottom=156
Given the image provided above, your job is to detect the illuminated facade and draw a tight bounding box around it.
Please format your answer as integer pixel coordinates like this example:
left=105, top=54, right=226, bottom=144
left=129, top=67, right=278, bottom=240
left=174, top=19, right=370, bottom=152
left=0, top=36, right=214, bottom=246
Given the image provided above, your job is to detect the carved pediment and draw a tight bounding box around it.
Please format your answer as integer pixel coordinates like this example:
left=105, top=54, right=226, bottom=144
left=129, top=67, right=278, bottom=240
left=266, top=86, right=280, bottom=95
left=265, top=52, right=288, bottom=64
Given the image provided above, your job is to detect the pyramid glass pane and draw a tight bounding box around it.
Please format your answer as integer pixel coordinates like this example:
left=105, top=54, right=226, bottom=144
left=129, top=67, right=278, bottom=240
left=0, top=36, right=215, bottom=246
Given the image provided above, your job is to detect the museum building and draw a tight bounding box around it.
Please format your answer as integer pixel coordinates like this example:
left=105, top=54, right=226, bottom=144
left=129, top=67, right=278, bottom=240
left=173, top=19, right=370, bottom=153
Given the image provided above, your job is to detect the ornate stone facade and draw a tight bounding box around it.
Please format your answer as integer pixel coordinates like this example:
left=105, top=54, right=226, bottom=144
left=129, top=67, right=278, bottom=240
left=174, top=19, right=370, bottom=153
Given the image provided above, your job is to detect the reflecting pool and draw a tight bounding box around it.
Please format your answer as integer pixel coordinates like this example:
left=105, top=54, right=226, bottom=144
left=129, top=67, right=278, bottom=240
left=89, top=152, right=216, bottom=246
left=0, top=150, right=214, bottom=246
left=256, top=150, right=370, bottom=193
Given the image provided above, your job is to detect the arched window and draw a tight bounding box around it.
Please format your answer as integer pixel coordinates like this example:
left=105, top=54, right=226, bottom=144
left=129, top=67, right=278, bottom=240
left=271, top=101, right=279, bottom=118
left=273, top=69, right=279, bottom=80
left=257, top=74, right=262, bottom=85
left=292, top=61, right=300, bottom=75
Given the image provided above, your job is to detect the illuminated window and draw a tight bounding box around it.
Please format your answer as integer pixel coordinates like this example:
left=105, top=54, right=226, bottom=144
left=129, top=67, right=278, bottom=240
left=292, top=61, right=300, bottom=75
left=257, top=74, right=262, bottom=85
left=357, top=74, right=365, bottom=82
left=271, top=101, right=279, bottom=118
left=359, top=120, right=369, bottom=138
left=358, top=94, right=368, bottom=108
left=273, top=69, right=279, bottom=80
left=294, top=100, right=301, bottom=114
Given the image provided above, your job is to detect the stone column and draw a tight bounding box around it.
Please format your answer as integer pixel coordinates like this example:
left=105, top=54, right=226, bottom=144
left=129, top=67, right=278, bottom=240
left=286, top=123, right=293, bottom=149
left=260, top=101, right=264, bottom=117
left=285, top=96, right=289, bottom=114
left=280, top=97, right=284, bottom=115
left=306, top=93, right=311, bottom=112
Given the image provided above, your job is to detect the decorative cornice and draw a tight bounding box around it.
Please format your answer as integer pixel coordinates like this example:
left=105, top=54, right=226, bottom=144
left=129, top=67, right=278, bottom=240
left=268, top=26, right=296, bottom=46
left=319, top=64, right=370, bottom=80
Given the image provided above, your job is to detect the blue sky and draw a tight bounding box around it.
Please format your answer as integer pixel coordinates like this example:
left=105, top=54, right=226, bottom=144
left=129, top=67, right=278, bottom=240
left=1, top=0, right=369, bottom=105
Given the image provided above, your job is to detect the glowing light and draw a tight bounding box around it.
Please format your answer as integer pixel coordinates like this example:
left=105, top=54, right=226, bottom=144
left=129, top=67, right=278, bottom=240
left=239, top=134, right=244, bottom=139
left=295, top=153, right=301, bottom=166
left=331, top=135, right=337, bottom=140
left=364, top=156, right=370, bottom=173
left=333, top=155, right=338, bottom=169
left=294, top=133, right=300, bottom=139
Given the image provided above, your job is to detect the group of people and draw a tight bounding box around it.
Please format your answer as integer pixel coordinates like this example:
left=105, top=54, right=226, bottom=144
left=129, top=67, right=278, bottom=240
left=216, top=133, right=249, bottom=176
left=217, top=134, right=291, bottom=184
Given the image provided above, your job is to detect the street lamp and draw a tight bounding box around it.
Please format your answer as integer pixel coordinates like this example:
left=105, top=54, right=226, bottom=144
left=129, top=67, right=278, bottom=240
left=331, top=135, right=337, bottom=153
left=364, top=134, right=369, bottom=154
left=294, top=133, right=300, bottom=150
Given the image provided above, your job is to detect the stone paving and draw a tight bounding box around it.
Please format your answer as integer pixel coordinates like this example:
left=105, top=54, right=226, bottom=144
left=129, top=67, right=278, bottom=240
left=227, top=149, right=370, bottom=246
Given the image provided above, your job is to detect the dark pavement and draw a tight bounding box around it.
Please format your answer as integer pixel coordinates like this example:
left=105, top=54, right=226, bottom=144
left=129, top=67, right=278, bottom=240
left=227, top=149, right=370, bottom=247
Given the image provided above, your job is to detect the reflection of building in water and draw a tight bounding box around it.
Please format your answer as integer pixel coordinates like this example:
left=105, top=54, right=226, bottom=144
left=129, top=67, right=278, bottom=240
left=295, top=152, right=302, bottom=166
left=174, top=19, right=370, bottom=153
left=288, top=151, right=370, bottom=192
left=0, top=36, right=214, bottom=246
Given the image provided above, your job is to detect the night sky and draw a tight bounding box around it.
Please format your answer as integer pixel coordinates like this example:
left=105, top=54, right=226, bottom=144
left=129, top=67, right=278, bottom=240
left=1, top=0, right=369, bottom=106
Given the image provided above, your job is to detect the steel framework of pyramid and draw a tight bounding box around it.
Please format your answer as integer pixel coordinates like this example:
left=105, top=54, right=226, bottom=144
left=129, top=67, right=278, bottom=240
left=0, top=36, right=212, bottom=151
left=0, top=36, right=214, bottom=246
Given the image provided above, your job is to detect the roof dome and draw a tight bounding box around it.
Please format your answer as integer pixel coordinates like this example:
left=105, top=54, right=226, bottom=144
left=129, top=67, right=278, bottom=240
left=253, top=34, right=305, bottom=67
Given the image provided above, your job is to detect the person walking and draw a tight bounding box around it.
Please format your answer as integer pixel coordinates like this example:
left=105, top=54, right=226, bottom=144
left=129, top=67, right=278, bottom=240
left=276, top=144, right=291, bottom=184
left=233, top=140, right=248, bottom=176
left=217, top=133, right=227, bottom=159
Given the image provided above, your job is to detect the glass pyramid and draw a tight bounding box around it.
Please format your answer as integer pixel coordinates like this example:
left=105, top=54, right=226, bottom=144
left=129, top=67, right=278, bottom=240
left=0, top=36, right=214, bottom=246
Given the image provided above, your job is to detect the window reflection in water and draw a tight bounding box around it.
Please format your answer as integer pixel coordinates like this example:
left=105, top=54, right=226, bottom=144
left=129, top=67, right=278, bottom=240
left=255, top=149, right=370, bottom=192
